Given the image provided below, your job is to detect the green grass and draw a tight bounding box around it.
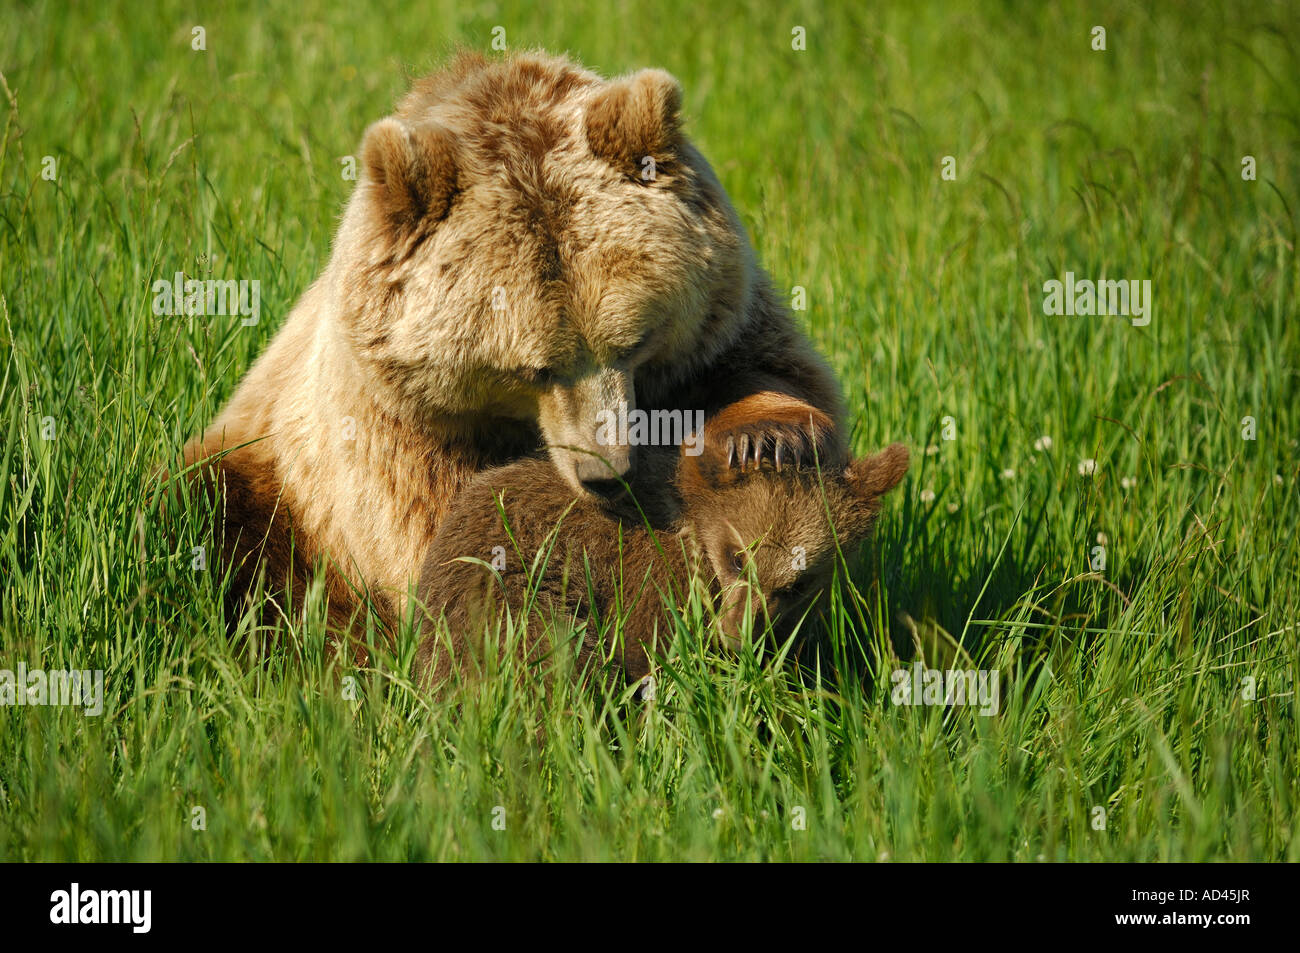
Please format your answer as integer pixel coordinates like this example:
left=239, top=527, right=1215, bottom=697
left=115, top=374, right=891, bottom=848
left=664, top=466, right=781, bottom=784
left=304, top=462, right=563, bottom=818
left=1, top=0, right=1297, bottom=861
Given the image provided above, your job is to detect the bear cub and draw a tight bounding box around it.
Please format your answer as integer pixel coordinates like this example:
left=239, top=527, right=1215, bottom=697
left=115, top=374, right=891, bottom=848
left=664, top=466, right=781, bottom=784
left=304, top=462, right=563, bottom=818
left=414, top=393, right=908, bottom=687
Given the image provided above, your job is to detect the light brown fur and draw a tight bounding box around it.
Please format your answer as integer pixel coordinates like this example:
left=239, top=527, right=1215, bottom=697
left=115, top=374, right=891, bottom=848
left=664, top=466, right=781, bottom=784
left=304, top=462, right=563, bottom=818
left=415, top=394, right=908, bottom=687
left=185, top=51, right=845, bottom=628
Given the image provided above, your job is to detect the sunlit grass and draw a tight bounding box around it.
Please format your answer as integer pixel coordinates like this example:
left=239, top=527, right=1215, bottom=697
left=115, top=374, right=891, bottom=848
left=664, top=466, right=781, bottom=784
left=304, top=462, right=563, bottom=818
left=0, top=0, right=1296, bottom=860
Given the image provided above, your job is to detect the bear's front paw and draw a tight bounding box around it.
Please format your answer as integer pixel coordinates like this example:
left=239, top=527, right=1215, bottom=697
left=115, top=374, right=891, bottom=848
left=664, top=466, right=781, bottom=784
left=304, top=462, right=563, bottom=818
left=720, top=420, right=833, bottom=472
left=697, top=392, right=841, bottom=479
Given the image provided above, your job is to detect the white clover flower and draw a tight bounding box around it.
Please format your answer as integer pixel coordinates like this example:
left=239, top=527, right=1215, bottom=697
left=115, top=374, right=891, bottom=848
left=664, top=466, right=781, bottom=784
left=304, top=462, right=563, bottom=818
left=1096, top=532, right=1108, bottom=545
left=1121, top=476, right=1136, bottom=490
left=712, top=808, right=724, bottom=820
left=1275, top=474, right=1284, bottom=487
left=920, top=488, right=936, bottom=503
left=1033, top=435, right=1053, bottom=452
left=925, top=444, right=940, bottom=457
left=1001, top=468, right=1016, bottom=480
left=946, top=502, right=960, bottom=514
left=1078, top=458, right=1097, bottom=477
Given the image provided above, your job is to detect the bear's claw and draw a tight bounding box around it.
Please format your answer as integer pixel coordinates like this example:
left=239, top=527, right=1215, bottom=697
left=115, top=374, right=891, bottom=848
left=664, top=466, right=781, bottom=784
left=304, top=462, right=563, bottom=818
left=714, top=420, right=836, bottom=474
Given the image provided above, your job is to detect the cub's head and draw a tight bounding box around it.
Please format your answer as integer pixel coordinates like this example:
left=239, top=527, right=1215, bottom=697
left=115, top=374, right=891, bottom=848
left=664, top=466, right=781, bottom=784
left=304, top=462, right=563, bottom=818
left=677, top=394, right=909, bottom=644
left=334, top=52, right=754, bottom=497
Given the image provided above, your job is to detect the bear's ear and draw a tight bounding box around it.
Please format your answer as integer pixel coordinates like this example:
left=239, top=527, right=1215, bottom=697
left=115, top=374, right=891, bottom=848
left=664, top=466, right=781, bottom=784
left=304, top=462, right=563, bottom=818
left=844, top=443, right=910, bottom=500
left=361, top=117, right=458, bottom=233
left=585, top=69, right=683, bottom=174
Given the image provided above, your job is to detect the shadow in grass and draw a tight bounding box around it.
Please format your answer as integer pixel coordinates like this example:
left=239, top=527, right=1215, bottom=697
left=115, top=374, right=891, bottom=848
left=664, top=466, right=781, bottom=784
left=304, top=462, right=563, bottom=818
left=800, top=489, right=1129, bottom=691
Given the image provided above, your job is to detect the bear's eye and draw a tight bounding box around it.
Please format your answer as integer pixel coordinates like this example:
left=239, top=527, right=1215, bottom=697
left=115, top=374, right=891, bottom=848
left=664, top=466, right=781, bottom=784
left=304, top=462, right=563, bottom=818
left=730, top=550, right=746, bottom=574
left=515, top=367, right=557, bottom=388
left=611, top=329, right=655, bottom=366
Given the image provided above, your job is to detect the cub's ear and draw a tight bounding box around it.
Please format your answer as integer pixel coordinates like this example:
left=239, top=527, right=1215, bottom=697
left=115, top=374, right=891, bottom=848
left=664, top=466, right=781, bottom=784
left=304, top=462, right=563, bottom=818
left=845, top=443, right=910, bottom=499
left=585, top=68, right=683, bottom=173
left=361, top=117, right=458, bottom=233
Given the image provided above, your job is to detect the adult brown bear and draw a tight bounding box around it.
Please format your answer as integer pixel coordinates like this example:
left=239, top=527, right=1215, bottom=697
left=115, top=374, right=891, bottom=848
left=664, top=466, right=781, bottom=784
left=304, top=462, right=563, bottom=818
left=184, top=51, right=845, bottom=628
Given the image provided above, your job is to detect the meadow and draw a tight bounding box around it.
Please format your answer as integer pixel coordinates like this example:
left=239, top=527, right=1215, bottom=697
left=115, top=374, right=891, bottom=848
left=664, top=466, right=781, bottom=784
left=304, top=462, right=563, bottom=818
left=0, top=0, right=1296, bottom=861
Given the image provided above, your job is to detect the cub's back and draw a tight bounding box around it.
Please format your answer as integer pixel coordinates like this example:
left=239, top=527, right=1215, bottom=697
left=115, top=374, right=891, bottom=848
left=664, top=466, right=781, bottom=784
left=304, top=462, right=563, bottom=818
left=414, top=457, right=684, bottom=683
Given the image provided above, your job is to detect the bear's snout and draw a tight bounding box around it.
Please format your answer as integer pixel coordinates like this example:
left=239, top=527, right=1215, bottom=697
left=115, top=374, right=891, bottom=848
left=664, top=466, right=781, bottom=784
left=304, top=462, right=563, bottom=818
left=547, top=438, right=635, bottom=501
left=573, top=445, right=634, bottom=494
left=539, top=366, right=637, bottom=496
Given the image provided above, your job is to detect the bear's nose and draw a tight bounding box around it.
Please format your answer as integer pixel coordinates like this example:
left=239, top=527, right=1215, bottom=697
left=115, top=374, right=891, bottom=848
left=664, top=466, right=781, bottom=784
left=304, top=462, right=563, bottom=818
left=573, top=444, right=634, bottom=486
left=579, top=476, right=628, bottom=501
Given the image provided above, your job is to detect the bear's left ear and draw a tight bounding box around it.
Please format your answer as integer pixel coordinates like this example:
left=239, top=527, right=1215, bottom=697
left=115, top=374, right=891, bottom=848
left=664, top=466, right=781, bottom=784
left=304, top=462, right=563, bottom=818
left=361, top=117, right=458, bottom=234
left=585, top=69, right=683, bottom=174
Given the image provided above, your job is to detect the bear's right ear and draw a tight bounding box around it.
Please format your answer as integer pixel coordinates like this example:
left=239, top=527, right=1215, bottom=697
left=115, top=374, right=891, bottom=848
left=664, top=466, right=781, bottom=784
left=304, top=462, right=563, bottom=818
left=361, top=117, right=458, bottom=234
left=844, top=443, right=910, bottom=500
left=585, top=69, right=683, bottom=175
